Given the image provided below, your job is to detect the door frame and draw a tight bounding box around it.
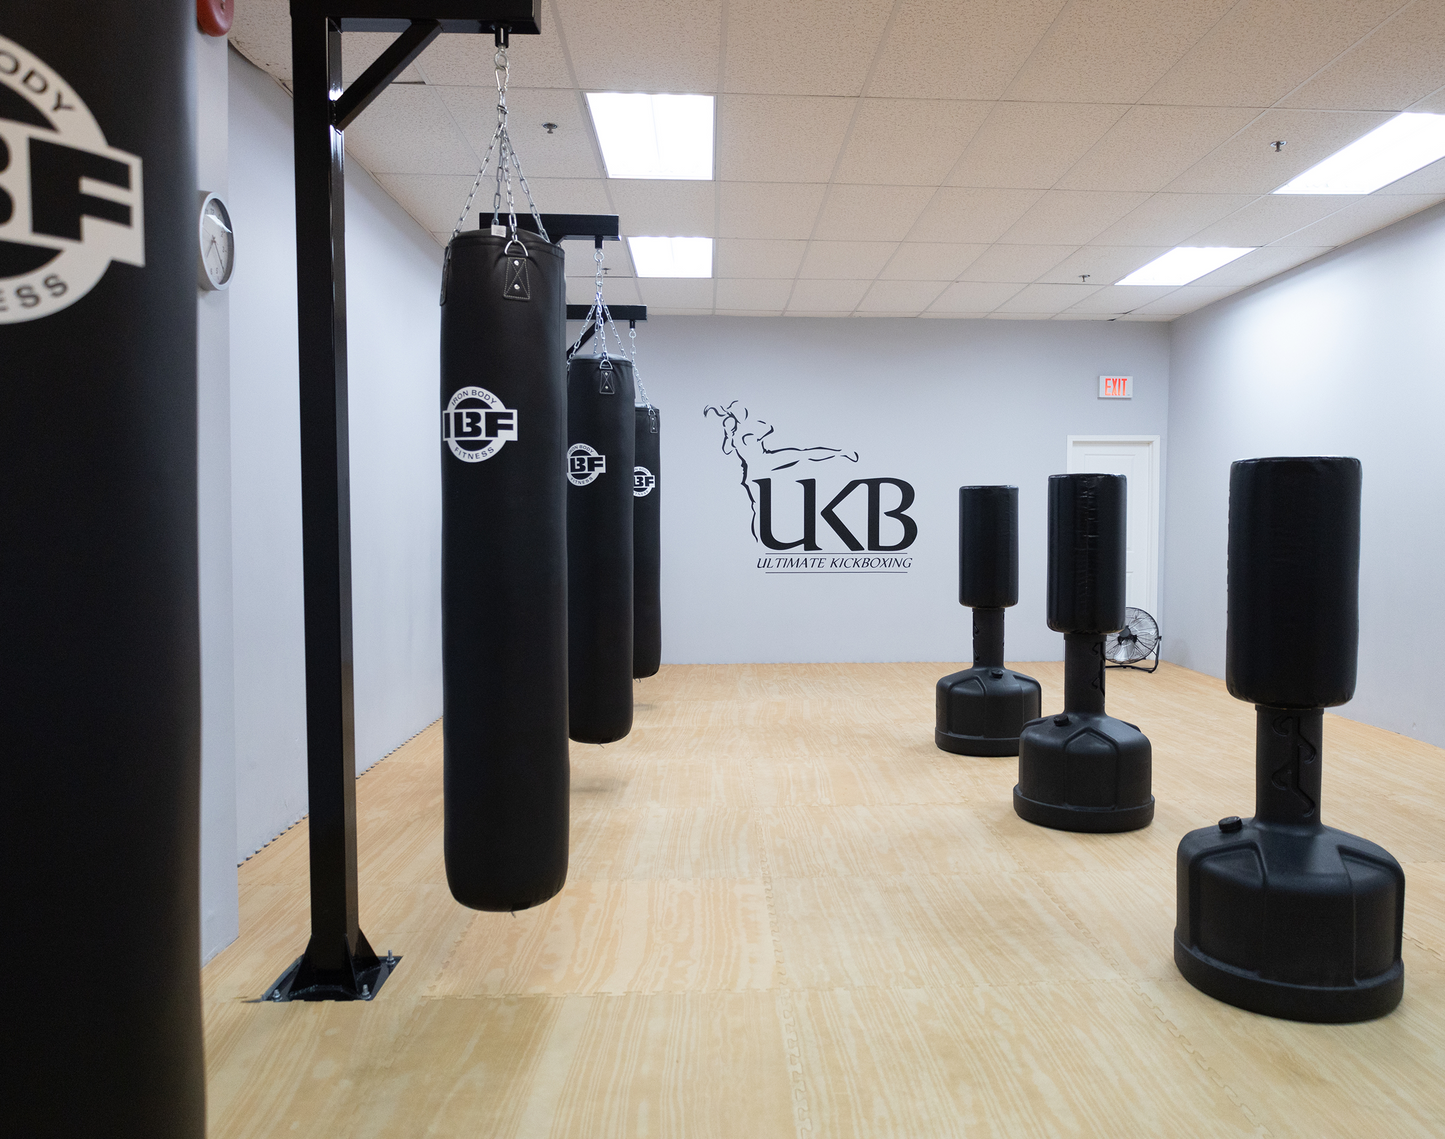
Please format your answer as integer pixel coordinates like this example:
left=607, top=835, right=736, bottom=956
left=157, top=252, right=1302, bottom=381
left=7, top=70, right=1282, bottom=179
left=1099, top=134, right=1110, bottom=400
left=1066, top=434, right=1161, bottom=620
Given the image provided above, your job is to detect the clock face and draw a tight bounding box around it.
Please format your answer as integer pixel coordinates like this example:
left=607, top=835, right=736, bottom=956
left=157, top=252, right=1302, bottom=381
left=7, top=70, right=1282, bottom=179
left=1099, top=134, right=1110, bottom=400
left=198, top=194, right=234, bottom=291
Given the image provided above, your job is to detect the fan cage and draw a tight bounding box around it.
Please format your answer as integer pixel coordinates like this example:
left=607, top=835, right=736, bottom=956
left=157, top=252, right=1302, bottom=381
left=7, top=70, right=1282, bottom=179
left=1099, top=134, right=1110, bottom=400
left=1105, top=607, right=1161, bottom=673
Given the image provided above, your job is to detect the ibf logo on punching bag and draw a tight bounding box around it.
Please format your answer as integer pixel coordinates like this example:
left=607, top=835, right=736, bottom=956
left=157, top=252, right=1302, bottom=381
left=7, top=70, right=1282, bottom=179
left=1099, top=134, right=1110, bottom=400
left=444, top=386, right=517, bottom=462
left=567, top=443, right=606, bottom=486
left=0, top=35, right=145, bottom=323
left=633, top=466, right=656, bottom=497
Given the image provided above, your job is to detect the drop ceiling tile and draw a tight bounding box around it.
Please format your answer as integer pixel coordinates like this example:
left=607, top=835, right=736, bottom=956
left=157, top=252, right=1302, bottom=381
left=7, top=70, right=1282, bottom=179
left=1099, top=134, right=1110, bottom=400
left=717, top=95, right=856, bottom=182
left=1163, top=110, right=1393, bottom=194
left=905, top=188, right=1044, bottom=243
left=430, top=231, right=450, bottom=246
left=718, top=183, right=827, bottom=239
left=812, top=185, right=937, bottom=241
left=1185, top=195, right=1352, bottom=245
left=1089, top=193, right=1260, bottom=245
left=413, top=29, right=575, bottom=89
left=566, top=276, right=643, bottom=306
left=995, top=283, right=1102, bottom=314
left=878, top=243, right=988, bottom=281
left=856, top=280, right=949, bottom=313
left=947, top=103, right=1127, bottom=189
left=1062, top=284, right=1178, bottom=313
left=926, top=281, right=1024, bottom=313
left=1188, top=245, right=1332, bottom=288
left=1129, top=286, right=1240, bottom=315
left=1052, top=312, right=1123, bottom=320
left=918, top=312, right=990, bottom=319
left=1004, top=0, right=1237, bottom=103
left=1413, top=83, right=1445, bottom=112
left=229, top=0, right=296, bottom=82
left=435, top=87, right=601, bottom=180
left=563, top=237, right=637, bottom=279
left=786, top=280, right=872, bottom=312
left=342, top=85, right=478, bottom=175
left=1057, top=106, right=1261, bottom=192
left=958, top=244, right=1075, bottom=282
left=341, top=32, right=425, bottom=85
left=998, top=191, right=1151, bottom=245
left=512, top=177, right=615, bottom=215
left=724, top=0, right=894, bottom=96
left=716, top=279, right=796, bottom=310
left=986, top=312, right=1057, bottom=320
left=1144, top=0, right=1403, bottom=108
left=373, top=173, right=488, bottom=232
left=1283, top=1, right=1445, bottom=111
left=867, top=0, right=1068, bottom=100
left=1272, top=194, right=1442, bottom=245
left=1116, top=313, right=1177, bottom=321
left=608, top=181, right=718, bottom=237
left=636, top=279, right=716, bottom=310
left=1375, top=157, right=1445, bottom=195
left=834, top=100, right=991, bottom=185
left=1039, top=246, right=1172, bottom=285
left=555, top=0, right=723, bottom=92
left=798, top=241, right=899, bottom=279
left=715, top=239, right=809, bottom=278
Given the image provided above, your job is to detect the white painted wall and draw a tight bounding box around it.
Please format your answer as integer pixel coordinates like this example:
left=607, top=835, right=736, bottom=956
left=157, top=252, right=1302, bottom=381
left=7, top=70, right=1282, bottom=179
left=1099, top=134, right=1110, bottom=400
left=227, top=51, right=444, bottom=873
left=622, top=316, right=1171, bottom=665
left=196, top=30, right=238, bottom=964
left=1164, top=200, right=1445, bottom=747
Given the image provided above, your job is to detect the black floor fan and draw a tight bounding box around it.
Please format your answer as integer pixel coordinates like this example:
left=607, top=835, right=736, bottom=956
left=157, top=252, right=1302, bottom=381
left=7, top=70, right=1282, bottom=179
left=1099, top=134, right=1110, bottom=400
left=1105, top=607, right=1160, bottom=672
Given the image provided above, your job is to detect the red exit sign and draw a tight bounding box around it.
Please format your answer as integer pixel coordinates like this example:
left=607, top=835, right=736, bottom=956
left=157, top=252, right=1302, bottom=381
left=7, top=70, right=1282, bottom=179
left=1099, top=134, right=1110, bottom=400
left=1099, top=375, right=1133, bottom=399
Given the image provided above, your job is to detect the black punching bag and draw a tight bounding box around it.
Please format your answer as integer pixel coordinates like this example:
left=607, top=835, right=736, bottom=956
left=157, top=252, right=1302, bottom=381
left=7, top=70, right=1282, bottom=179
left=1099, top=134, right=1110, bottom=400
left=633, top=405, right=662, bottom=679
left=1015, top=474, right=1154, bottom=832
left=568, top=355, right=636, bottom=742
left=441, top=231, right=569, bottom=911
left=935, top=486, right=1040, bottom=755
left=1175, top=457, right=1404, bottom=1022
left=2, top=9, right=204, bottom=1137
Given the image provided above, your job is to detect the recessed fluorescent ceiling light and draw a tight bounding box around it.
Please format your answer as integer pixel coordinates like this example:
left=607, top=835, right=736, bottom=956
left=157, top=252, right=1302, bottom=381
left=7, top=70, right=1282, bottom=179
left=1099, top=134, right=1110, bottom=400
left=1274, top=113, right=1445, bottom=195
left=1117, top=247, right=1256, bottom=287
left=586, top=92, right=714, bottom=180
left=627, top=236, right=713, bottom=278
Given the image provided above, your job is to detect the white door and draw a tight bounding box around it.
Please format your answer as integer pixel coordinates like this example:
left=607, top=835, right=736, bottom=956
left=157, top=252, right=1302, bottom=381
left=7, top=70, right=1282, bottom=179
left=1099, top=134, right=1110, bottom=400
left=1066, top=436, right=1160, bottom=618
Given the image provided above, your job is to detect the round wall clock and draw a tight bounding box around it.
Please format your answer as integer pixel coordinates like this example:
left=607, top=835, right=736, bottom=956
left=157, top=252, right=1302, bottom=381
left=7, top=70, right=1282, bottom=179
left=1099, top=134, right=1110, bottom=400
left=197, top=192, right=235, bottom=291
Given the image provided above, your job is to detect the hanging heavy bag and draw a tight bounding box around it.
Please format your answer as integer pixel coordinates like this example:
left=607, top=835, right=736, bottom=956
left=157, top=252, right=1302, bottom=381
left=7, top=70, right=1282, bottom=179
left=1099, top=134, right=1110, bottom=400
left=633, top=405, right=662, bottom=679
left=568, top=355, right=636, bottom=742
left=3, top=7, right=204, bottom=1136
left=441, top=231, right=569, bottom=911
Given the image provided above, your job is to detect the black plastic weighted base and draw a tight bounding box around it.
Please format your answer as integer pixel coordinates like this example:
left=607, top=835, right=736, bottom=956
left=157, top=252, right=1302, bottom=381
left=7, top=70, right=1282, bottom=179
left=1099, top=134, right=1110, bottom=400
left=1175, top=815, right=1404, bottom=1023
left=1014, top=711, right=1154, bottom=832
left=264, top=935, right=401, bottom=1003
left=935, top=667, right=1041, bottom=756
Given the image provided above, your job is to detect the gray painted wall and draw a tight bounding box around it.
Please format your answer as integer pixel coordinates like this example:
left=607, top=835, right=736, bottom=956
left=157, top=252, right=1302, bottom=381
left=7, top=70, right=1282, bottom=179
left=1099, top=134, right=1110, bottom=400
left=228, top=52, right=444, bottom=876
left=625, top=316, right=1171, bottom=665
left=1165, top=200, right=1445, bottom=747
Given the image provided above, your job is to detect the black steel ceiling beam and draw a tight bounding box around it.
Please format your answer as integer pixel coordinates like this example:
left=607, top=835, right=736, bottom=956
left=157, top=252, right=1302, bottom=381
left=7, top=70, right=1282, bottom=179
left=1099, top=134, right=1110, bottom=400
left=567, top=304, right=647, bottom=321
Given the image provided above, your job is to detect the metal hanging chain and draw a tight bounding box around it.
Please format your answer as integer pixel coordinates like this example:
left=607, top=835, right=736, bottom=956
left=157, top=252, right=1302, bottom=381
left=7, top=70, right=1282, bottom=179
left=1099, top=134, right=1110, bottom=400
left=602, top=309, right=649, bottom=408
left=446, top=39, right=549, bottom=247
left=568, top=240, right=613, bottom=361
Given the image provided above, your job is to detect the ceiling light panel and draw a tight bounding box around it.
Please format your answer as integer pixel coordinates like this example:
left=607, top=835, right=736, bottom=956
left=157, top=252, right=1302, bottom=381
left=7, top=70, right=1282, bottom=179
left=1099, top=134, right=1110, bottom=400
left=1117, top=247, right=1256, bottom=286
left=586, top=93, right=714, bottom=180
left=1274, top=113, right=1445, bottom=195
left=627, top=236, right=714, bottom=278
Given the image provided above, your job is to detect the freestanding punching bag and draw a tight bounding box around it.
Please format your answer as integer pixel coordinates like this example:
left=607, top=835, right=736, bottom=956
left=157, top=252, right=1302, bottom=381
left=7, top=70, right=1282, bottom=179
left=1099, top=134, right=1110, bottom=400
left=1175, top=457, right=1404, bottom=1022
left=441, top=230, right=569, bottom=911
left=568, top=354, right=636, bottom=742
left=633, top=404, right=662, bottom=679
left=1015, top=474, right=1154, bottom=832
left=3, top=8, right=204, bottom=1136
left=935, top=487, right=1041, bottom=755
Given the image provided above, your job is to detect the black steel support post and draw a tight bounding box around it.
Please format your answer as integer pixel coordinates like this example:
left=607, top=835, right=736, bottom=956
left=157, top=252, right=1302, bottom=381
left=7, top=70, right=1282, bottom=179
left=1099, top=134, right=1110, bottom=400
left=268, top=0, right=541, bottom=1003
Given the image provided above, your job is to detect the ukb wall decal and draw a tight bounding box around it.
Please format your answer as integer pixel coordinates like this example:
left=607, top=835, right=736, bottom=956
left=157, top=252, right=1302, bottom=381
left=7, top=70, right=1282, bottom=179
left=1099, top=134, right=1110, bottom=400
left=704, top=402, right=918, bottom=574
